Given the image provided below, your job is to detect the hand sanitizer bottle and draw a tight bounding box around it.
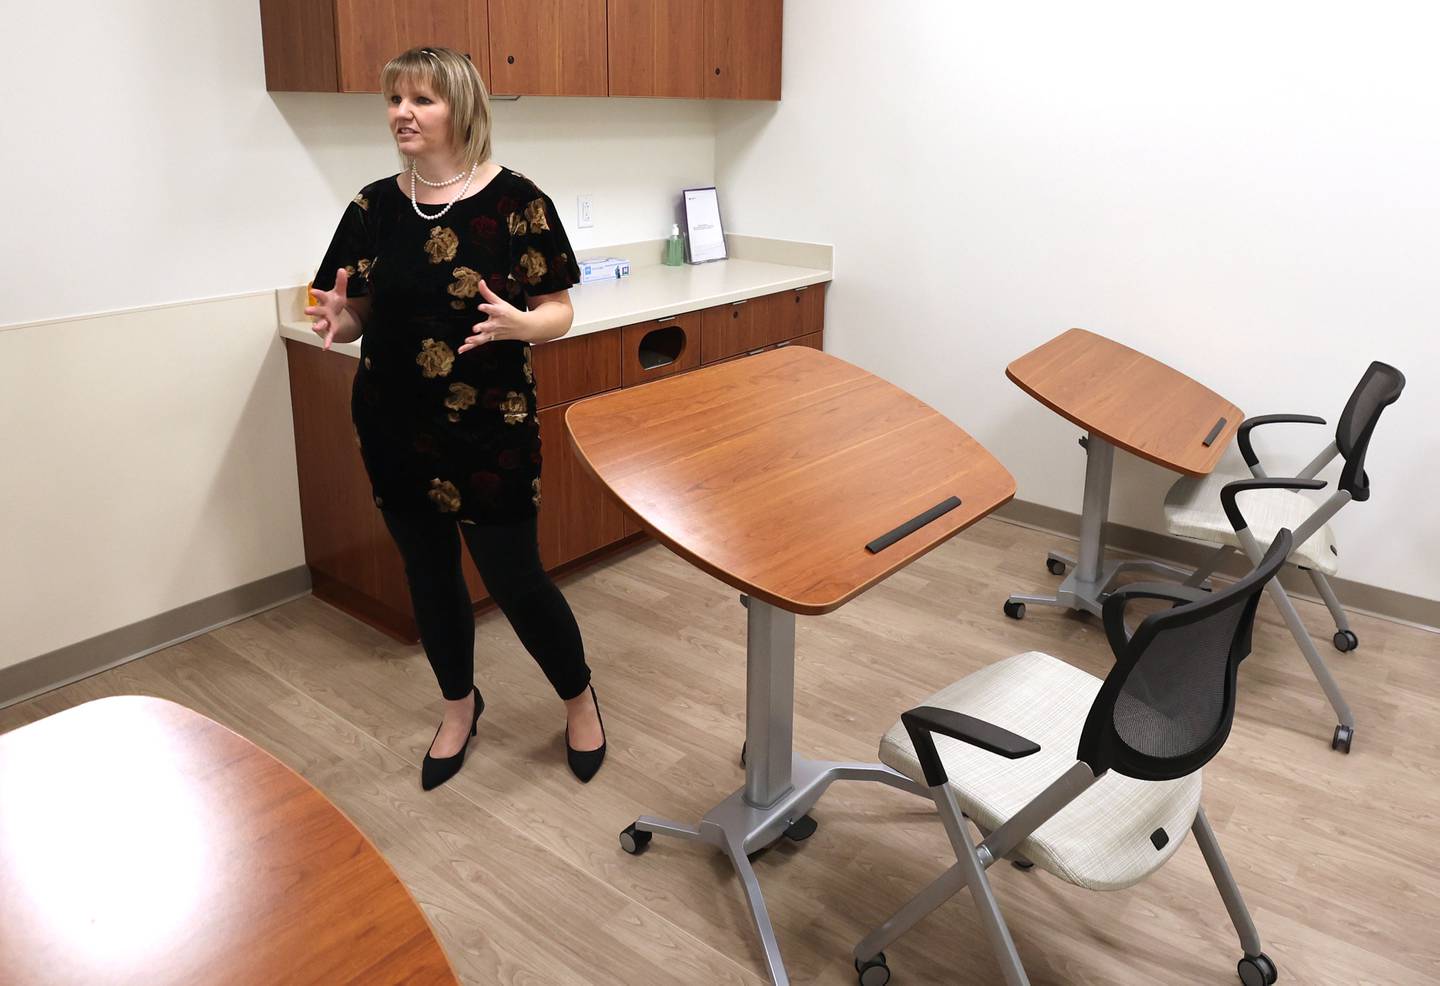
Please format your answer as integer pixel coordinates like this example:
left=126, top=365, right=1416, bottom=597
left=665, top=223, right=685, bottom=266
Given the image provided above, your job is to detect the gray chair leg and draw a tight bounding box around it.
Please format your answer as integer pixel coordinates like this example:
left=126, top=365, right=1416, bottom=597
left=1185, top=544, right=1235, bottom=587
left=1192, top=807, right=1277, bottom=984
left=1307, top=569, right=1357, bottom=650
left=855, top=785, right=1030, bottom=986
left=1192, top=808, right=1263, bottom=956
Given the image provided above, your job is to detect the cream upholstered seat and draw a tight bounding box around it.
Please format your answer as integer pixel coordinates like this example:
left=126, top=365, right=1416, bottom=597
left=1165, top=472, right=1339, bottom=575
left=879, top=651, right=1201, bottom=892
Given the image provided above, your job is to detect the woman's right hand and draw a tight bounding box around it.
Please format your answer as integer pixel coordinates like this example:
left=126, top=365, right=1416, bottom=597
left=304, top=268, right=349, bottom=350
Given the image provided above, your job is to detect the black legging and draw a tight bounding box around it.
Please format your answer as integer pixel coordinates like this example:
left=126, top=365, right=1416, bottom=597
left=380, top=509, right=589, bottom=702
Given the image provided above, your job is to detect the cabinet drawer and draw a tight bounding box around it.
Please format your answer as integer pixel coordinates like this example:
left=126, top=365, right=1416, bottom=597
left=533, top=329, right=622, bottom=408
left=701, top=287, right=826, bottom=364
left=621, top=313, right=701, bottom=387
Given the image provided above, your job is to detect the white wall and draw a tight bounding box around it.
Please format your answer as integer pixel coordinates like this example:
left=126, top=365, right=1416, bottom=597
left=716, top=1, right=1440, bottom=602
left=0, top=0, right=717, bottom=671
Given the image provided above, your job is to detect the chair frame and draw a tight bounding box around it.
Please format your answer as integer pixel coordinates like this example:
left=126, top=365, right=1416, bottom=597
left=855, top=523, right=1292, bottom=986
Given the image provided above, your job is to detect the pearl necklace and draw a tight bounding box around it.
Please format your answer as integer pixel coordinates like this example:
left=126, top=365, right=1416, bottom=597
left=413, top=166, right=467, bottom=188
left=410, top=161, right=479, bottom=221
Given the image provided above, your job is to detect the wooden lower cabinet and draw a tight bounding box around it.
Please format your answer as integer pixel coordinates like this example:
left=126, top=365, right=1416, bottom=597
left=285, top=282, right=823, bottom=642
left=537, top=397, right=632, bottom=569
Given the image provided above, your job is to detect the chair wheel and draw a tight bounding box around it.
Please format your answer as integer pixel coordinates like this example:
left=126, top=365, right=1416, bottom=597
left=1011, top=858, right=1035, bottom=871
left=855, top=952, right=890, bottom=986
left=1237, top=951, right=1278, bottom=986
left=620, top=822, right=652, bottom=855
left=740, top=742, right=746, bottom=767
left=1003, top=600, right=1026, bottom=620
left=1332, top=629, right=1358, bottom=652
left=1046, top=558, right=1067, bottom=576
left=1331, top=724, right=1354, bottom=754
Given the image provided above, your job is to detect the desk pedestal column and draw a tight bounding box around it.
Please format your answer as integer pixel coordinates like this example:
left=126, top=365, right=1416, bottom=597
left=620, top=596, right=926, bottom=986
left=1006, top=432, right=1197, bottom=618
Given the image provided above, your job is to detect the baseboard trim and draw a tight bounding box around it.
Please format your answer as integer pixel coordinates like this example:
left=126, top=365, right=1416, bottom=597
left=0, top=566, right=313, bottom=709
left=994, top=500, right=1439, bottom=632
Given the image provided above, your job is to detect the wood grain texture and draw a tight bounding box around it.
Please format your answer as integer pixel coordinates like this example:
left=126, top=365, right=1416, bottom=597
left=704, top=0, right=783, bottom=100
left=333, top=0, right=490, bottom=93
left=566, top=346, right=1016, bottom=614
left=1006, top=328, right=1243, bottom=476
left=700, top=291, right=813, bottom=364
left=533, top=330, right=623, bottom=409
left=538, top=400, right=630, bottom=569
left=488, top=0, right=607, bottom=96
left=620, top=315, right=702, bottom=388
left=259, top=0, right=338, bottom=91
left=4, top=521, right=1435, bottom=985
left=607, top=0, right=705, bottom=97
left=0, top=696, right=456, bottom=986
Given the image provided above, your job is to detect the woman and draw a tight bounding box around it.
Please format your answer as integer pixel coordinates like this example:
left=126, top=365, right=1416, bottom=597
left=305, top=46, right=605, bottom=790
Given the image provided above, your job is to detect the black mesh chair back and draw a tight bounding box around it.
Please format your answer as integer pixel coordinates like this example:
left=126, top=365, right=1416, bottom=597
left=1335, top=361, right=1405, bottom=502
left=1076, top=530, right=1292, bottom=781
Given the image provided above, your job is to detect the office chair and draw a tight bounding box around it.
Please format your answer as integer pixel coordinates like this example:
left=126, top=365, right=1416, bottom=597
left=852, top=506, right=1292, bottom=986
left=1162, top=361, right=1404, bottom=753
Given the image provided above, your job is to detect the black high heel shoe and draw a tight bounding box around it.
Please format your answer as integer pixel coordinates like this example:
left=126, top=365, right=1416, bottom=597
left=421, top=685, right=484, bottom=791
left=566, top=684, right=607, bottom=783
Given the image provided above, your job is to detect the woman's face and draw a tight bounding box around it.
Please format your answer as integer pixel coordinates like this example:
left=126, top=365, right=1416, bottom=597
left=387, top=79, right=452, bottom=159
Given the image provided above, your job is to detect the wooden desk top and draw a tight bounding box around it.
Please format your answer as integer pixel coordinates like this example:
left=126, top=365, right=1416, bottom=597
left=1005, top=328, right=1243, bottom=476
left=566, top=346, right=1015, bottom=615
left=0, top=697, right=457, bottom=986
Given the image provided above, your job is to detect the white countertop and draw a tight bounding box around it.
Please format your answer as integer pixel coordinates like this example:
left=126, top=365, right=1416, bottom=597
left=278, top=235, right=833, bottom=359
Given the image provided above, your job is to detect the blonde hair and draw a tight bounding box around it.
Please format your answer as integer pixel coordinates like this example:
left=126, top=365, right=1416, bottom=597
left=380, top=46, right=492, bottom=168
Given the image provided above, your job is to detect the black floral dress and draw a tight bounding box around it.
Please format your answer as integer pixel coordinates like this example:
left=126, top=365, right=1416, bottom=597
left=312, top=168, right=580, bottom=525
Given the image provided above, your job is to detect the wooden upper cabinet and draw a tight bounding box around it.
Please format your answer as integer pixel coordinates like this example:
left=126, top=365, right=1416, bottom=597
left=489, top=0, right=608, bottom=97
left=607, top=0, right=704, bottom=98
left=704, top=0, right=782, bottom=100
left=259, top=0, right=490, bottom=93
left=334, top=0, right=491, bottom=93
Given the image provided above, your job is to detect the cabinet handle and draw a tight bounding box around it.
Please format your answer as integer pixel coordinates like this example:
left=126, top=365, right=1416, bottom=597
left=656, top=316, right=677, bottom=324
left=507, top=55, right=515, bottom=64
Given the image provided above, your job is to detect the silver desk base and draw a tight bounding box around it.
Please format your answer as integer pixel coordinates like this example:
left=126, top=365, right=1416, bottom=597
left=1006, top=432, right=1199, bottom=618
left=622, top=596, right=926, bottom=986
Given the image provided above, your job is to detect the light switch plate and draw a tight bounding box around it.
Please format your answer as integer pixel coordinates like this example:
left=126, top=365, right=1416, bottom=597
left=577, top=194, right=593, bottom=229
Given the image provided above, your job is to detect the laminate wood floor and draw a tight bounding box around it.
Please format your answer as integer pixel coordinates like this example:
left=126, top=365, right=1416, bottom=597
left=4, top=518, right=1437, bottom=985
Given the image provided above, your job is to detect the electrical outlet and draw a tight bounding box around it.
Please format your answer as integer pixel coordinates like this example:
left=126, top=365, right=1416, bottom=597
left=577, top=194, right=593, bottom=229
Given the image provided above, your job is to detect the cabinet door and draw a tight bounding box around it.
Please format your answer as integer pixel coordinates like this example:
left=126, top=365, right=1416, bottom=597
left=537, top=399, right=629, bottom=569
left=334, top=1, right=490, bottom=93
left=703, top=0, right=782, bottom=100
left=533, top=331, right=623, bottom=409
left=608, top=0, right=704, bottom=98
left=260, top=0, right=339, bottom=92
left=490, top=0, right=608, bottom=96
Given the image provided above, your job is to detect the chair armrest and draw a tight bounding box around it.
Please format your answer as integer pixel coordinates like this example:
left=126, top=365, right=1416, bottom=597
left=901, top=706, right=1040, bottom=787
left=1237, top=414, right=1326, bottom=470
left=1220, top=477, right=1326, bottom=532
left=1100, top=582, right=1211, bottom=656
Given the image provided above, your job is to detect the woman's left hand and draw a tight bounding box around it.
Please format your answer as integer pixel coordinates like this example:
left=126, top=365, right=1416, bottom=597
left=459, top=279, right=532, bottom=353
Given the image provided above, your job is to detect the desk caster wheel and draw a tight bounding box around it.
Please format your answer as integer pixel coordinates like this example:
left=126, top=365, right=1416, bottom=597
left=1003, top=600, right=1026, bottom=620
left=1333, top=629, right=1358, bottom=652
left=620, top=822, right=652, bottom=855
left=1237, top=952, right=1278, bottom=986
left=1011, top=858, right=1035, bottom=871
left=740, top=742, right=746, bottom=767
left=855, top=952, right=890, bottom=986
left=784, top=814, right=818, bottom=842
left=1331, top=724, right=1354, bottom=754
left=1046, top=558, right=1067, bottom=576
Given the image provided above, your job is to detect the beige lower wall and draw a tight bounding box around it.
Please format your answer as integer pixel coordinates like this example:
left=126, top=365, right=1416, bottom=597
left=0, top=294, right=306, bottom=669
